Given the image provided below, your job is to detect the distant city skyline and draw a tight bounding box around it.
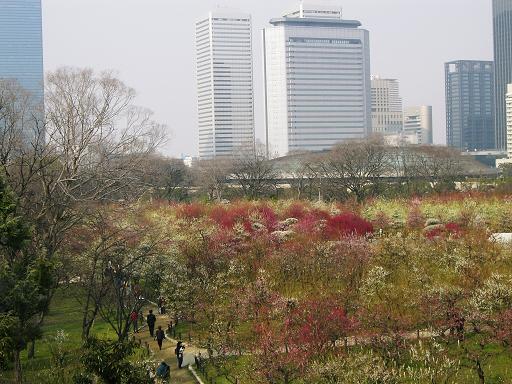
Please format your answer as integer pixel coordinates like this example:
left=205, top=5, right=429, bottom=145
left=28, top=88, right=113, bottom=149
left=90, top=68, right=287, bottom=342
left=40, top=0, right=494, bottom=157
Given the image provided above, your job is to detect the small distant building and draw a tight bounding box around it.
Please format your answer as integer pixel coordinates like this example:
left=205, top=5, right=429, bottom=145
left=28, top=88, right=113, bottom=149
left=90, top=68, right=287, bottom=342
left=182, top=155, right=194, bottom=168
left=382, top=131, right=420, bottom=147
left=371, top=77, right=403, bottom=134
left=403, top=106, right=433, bottom=145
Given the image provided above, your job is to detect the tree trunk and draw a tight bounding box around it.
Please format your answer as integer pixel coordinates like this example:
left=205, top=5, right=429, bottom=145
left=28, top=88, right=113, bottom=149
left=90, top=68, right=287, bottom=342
left=476, top=359, right=485, bottom=384
left=28, top=301, right=51, bottom=359
left=14, top=349, right=22, bottom=384
left=82, top=305, right=99, bottom=340
left=27, top=339, right=35, bottom=359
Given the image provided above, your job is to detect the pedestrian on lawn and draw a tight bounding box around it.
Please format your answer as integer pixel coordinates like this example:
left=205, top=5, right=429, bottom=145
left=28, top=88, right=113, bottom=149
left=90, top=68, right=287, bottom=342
left=156, top=325, right=165, bottom=351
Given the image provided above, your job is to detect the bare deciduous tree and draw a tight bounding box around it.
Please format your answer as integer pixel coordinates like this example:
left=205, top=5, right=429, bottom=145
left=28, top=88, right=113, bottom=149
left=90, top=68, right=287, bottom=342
left=141, top=155, right=191, bottom=201
left=0, top=68, right=167, bottom=356
left=231, top=144, right=278, bottom=199
left=194, top=157, right=233, bottom=202
left=320, top=137, right=389, bottom=202
left=63, top=205, right=164, bottom=341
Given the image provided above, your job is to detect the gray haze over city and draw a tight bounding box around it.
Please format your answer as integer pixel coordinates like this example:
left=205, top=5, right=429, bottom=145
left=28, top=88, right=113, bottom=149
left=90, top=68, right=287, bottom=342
left=42, top=0, right=493, bottom=157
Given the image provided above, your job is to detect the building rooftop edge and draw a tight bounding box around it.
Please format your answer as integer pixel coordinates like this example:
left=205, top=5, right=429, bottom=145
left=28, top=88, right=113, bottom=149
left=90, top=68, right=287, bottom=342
left=196, top=11, right=252, bottom=23
left=445, top=59, right=494, bottom=64
left=269, top=17, right=361, bottom=27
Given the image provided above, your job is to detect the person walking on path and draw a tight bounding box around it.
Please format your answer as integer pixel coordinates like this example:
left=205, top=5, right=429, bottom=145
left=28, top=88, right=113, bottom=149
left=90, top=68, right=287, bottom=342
left=147, top=310, right=157, bottom=337
left=158, top=296, right=163, bottom=314
left=175, top=341, right=185, bottom=369
left=130, top=310, right=139, bottom=333
left=156, top=325, right=165, bottom=351
left=155, top=361, right=170, bottom=381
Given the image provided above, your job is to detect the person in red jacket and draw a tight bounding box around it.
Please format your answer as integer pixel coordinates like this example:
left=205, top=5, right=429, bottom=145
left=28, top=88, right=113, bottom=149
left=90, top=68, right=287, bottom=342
left=130, top=310, right=139, bottom=333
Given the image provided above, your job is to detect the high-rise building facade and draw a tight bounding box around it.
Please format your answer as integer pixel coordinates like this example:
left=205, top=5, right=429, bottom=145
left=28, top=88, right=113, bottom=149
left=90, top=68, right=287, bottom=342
left=403, top=106, right=433, bottom=145
left=493, top=0, right=512, bottom=150
left=263, top=2, right=371, bottom=158
left=196, top=11, right=255, bottom=159
left=507, top=84, right=512, bottom=158
left=0, top=0, right=44, bottom=101
left=371, top=76, right=403, bottom=134
left=445, top=60, right=495, bottom=151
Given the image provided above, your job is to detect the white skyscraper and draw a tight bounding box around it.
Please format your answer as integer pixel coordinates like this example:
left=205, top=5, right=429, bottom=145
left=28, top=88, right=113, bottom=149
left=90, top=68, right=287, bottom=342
left=196, top=11, right=255, bottom=159
left=506, top=84, right=512, bottom=158
left=263, top=2, right=371, bottom=158
left=371, top=77, right=403, bottom=134
left=403, top=106, right=433, bottom=145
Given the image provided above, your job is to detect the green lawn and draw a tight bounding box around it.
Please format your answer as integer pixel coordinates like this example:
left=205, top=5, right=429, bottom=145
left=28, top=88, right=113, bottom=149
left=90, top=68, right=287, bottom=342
left=196, top=356, right=253, bottom=384
left=1, top=286, right=115, bottom=384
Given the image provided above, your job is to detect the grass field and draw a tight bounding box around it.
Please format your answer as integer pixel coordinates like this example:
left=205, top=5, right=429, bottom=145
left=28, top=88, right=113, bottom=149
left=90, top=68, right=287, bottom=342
left=1, top=286, right=114, bottom=384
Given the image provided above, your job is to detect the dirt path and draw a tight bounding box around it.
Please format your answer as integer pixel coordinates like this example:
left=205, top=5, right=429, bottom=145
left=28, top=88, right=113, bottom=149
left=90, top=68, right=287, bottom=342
left=134, top=310, right=200, bottom=384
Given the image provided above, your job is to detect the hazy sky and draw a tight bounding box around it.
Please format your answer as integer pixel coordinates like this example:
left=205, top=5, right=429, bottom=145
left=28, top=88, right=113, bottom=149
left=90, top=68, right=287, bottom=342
left=42, top=0, right=493, bottom=157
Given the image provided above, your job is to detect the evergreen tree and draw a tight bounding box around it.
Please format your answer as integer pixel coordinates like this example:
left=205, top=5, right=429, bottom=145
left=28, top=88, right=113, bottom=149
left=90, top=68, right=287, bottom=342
left=0, top=175, right=54, bottom=383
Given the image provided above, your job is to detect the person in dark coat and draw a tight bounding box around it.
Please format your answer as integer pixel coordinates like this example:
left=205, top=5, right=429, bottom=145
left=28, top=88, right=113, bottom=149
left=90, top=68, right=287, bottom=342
left=147, top=310, right=157, bottom=337
left=156, top=325, right=165, bottom=351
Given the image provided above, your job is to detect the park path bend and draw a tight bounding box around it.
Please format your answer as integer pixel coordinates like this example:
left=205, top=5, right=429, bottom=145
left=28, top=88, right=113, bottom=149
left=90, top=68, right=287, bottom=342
left=134, top=311, right=202, bottom=384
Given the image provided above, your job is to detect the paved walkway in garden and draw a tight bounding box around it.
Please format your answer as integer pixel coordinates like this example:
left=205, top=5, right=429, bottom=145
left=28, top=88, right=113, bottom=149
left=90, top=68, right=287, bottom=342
left=134, top=309, right=205, bottom=384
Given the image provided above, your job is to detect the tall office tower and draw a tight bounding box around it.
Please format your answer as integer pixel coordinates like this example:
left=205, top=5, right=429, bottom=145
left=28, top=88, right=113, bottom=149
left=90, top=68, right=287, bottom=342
left=403, top=106, right=433, bottom=145
left=371, top=76, right=403, bottom=134
left=0, top=0, right=44, bottom=102
left=493, top=0, right=512, bottom=150
left=263, top=2, right=371, bottom=158
left=445, top=61, right=495, bottom=151
left=195, top=11, right=255, bottom=159
left=507, top=84, right=512, bottom=158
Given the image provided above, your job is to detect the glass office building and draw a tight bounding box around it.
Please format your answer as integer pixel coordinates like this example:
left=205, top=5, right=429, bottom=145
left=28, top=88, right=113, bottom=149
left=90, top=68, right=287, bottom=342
left=445, top=60, right=495, bottom=151
left=493, top=0, right=512, bottom=150
left=0, top=0, right=44, bottom=102
left=196, top=11, right=255, bottom=159
left=263, top=2, right=371, bottom=158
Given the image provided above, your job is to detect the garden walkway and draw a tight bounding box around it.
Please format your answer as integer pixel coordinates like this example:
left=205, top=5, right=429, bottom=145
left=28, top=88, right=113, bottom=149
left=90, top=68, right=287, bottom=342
left=134, top=309, right=206, bottom=384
